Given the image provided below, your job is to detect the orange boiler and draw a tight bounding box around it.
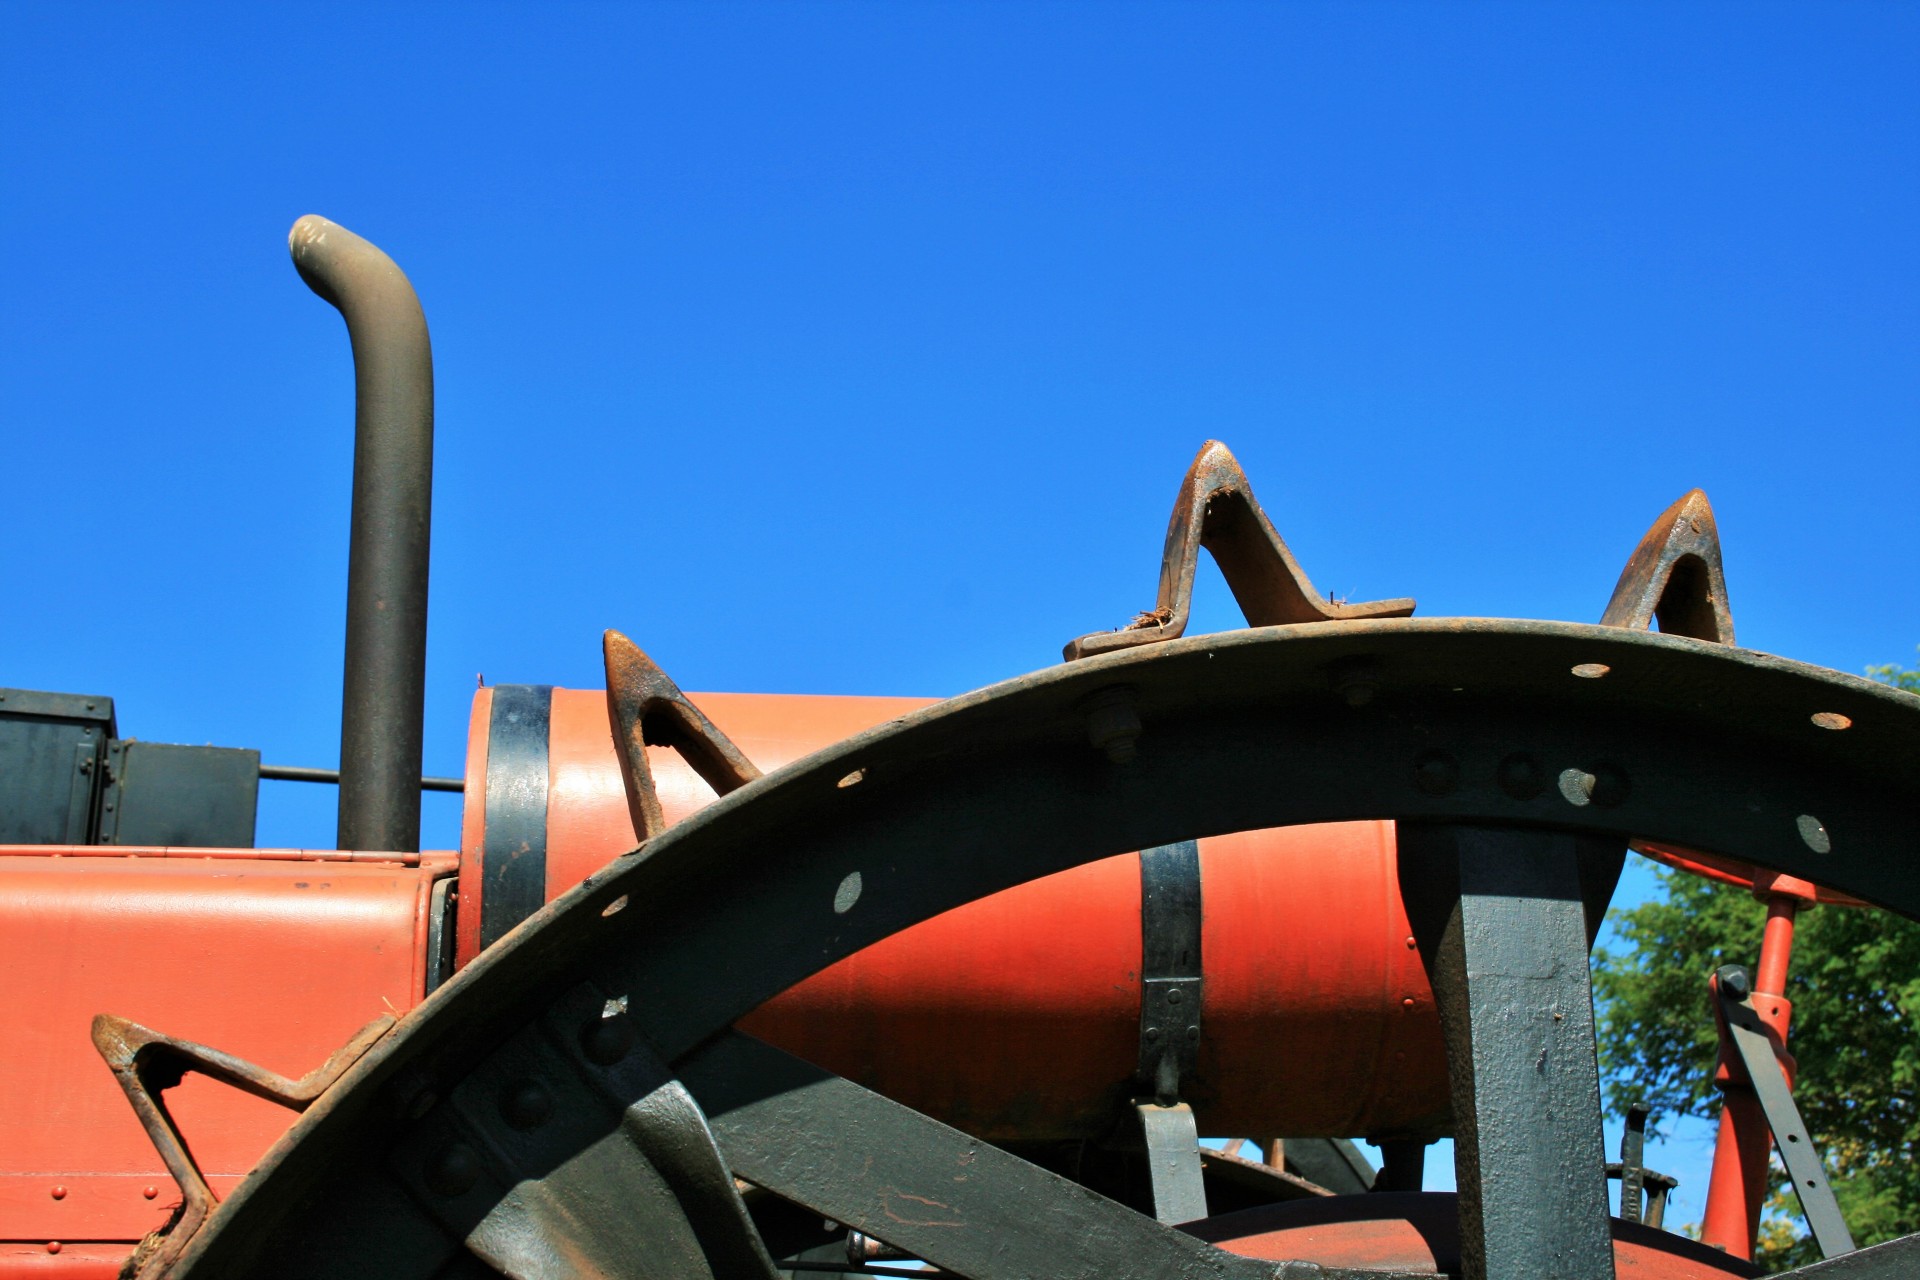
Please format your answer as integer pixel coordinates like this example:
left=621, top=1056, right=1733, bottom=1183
left=457, top=686, right=1450, bottom=1142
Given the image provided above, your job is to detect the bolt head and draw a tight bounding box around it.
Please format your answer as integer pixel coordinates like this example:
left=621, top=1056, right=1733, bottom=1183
left=581, top=1013, right=636, bottom=1066
left=425, top=1142, right=482, bottom=1198
left=501, top=1080, right=554, bottom=1130
left=1412, top=751, right=1458, bottom=797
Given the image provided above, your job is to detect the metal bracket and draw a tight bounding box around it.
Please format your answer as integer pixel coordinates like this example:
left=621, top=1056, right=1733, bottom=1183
left=92, top=1012, right=394, bottom=1279
left=1133, top=839, right=1207, bottom=1225
left=1715, top=965, right=1855, bottom=1259
left=1600, top=488, right=1735, bottom=644
left=1136, top=1101, right=1208, bottom=1225
left=604, top=629, right=762, bottom=843
left=1137, top=840, right=1203, bottom=1102
left=1064, top=441, right=1414, bottom=660
left=1606, top=1102, right=1676, bottom=1228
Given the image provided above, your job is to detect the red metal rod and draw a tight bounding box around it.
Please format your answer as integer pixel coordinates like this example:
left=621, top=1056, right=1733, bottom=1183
left=1700, top=892, right=1800, bottom=1258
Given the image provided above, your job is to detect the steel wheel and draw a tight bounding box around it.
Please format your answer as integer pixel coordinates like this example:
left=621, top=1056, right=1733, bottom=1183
left=152, top=620, right=1917, bottom=1280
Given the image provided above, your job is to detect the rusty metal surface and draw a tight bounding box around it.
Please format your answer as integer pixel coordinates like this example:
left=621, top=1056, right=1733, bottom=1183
left=602, top=630, right=761, bottom=843
left=92, top=1014, right=392, bottom=1278
left=1063, top=441, right=1415, bottom=661
left=1599, top=488, right=1734, bottom=645
left=289, top=215, right=435, bottom=855
left=149, top=617, right=1917, bottom=1277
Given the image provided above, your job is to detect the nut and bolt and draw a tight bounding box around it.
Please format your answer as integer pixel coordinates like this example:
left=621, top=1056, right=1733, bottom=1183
left=1082, top=687, right=1142, bottom=764
left=581, top=1013, right=636, bottom=1066
left=425, top=1142, right=482, bottom=1198
left=501, top=1080, right=554, bottom=1130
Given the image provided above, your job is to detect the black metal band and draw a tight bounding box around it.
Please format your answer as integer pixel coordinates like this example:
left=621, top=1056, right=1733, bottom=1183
left=1137, top=840, right=1202, bottom=1103
left=480, top=684, right=552, bottom=949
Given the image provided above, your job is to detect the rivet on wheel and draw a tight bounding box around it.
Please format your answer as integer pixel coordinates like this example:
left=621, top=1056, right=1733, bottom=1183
left=581, top=1013, right=636, bottom=1065
left=425, top=1142, right=482, bottom=1198
left=1558, top=768, right=1595, bottom=807
left=1325, top=658, right=1383, bottom=708
left=1496, top=752, right=1543, bottom=800
left=1413, top=750, right=1458, bottom=796
left=1082, top=686, right=1142, bottom=764
left=500, top=1080, right=554, bottom=1130
left=1796, top=814, right=1831, bottom=854
left=1587, top=764, right=1630, bottom=808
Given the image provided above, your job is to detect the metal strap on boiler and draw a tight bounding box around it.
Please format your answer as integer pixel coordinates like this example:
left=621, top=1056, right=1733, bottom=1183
left=480, top=684, right=553, bottom=949
left=1137, top=840, right=1203, bottom=1101
left=1135, top=839, right=1206, bottom=1225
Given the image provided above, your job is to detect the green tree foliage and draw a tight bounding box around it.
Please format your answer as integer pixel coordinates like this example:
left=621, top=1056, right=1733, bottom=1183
left=1592, top=656, right=1920, bottom=1270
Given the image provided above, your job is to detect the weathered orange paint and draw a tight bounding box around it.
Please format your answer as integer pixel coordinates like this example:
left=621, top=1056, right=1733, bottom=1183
left=0, top=850, right=447, bottom=1256
left=740, top=822, right=1449, bottom=1140
left=465, top=687, right=1450, bottom=1141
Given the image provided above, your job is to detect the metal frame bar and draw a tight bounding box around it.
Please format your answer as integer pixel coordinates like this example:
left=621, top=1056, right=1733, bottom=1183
left=1399, top=824, right=1617, bottom=1280
left=1715, top=967, right=1855, bottom=1258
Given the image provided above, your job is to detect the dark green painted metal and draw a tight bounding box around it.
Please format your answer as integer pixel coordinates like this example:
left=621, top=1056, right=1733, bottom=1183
left=0, top=687, right=115, bottom=844
left=97, top=741, right=260, bottom=848
left=1399, top=825, right=1619, bottom=1280
left=688, top=1032, right=1310, bottom=1279
left=162, top=620, right=1920, bottom=1278
left=1773, top=1235, right=1920, bottom=1278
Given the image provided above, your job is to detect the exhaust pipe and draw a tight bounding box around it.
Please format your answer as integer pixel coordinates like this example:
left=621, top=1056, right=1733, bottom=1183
left=289, top=215, right=434, bottom=852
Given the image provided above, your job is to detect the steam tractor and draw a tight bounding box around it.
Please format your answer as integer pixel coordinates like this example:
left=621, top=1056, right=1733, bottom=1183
left=3, top=219, right=1913, bottom=1280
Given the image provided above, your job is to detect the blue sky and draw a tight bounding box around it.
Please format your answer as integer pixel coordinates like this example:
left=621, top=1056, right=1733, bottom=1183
left=5, top=0, right=1915, bottom=1228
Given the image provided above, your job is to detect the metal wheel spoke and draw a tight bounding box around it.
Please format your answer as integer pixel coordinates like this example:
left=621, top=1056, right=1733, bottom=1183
left=684, top=1031, right=1406, bottom=1280
left=387, top=990, right=780, bottom=1280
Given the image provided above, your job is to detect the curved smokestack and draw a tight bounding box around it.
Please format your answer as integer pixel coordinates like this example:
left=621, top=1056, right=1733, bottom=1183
left=289, top=214, right=434, bottom=852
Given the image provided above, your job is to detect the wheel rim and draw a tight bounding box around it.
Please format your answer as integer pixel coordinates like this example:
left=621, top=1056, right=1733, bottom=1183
left=170, top=620, right=1920, bottom=1278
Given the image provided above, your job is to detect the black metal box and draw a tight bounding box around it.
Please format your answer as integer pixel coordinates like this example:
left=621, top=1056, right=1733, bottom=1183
left=0, top=688, right=115, bottom=843
left=97, top=741, right=260, bottom=848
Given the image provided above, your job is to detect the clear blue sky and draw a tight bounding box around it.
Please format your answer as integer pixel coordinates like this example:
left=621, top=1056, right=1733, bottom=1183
left=5, top=1, right=1915, bottom=1222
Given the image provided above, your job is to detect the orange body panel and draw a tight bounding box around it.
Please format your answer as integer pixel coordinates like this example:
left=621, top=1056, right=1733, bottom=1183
left=0, top=849, right=448, bottom=1251
left=463, top=688, right=1449, bottom=1140
left=740, top=822, right=1448, bottom=1139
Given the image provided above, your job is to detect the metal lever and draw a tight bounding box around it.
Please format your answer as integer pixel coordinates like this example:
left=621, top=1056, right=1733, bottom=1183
left=1715, top=965, right=1854, bottom=1259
